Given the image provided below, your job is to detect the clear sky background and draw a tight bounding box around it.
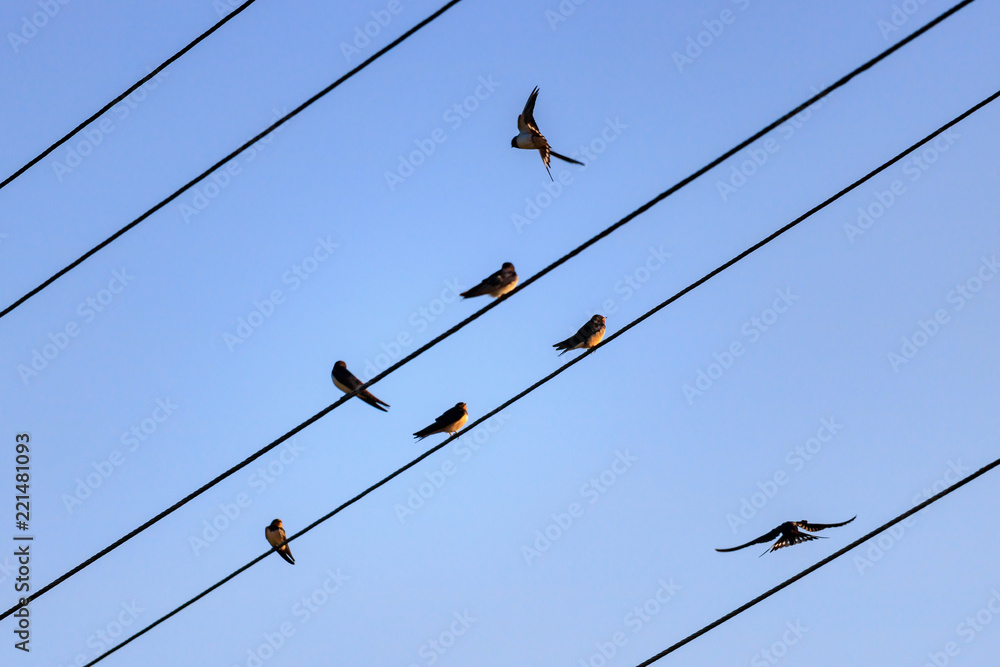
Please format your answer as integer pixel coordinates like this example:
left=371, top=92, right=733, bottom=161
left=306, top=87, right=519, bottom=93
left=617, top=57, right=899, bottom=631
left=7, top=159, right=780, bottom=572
left=2, top=0, right=999, bottom=665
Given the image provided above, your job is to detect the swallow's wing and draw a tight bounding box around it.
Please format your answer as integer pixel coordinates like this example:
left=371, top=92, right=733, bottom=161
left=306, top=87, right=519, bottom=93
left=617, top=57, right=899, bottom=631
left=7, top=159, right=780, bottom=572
left=414, top=406, right=465, bottom=439
left=276, top=528, right=295, bottom=564
left=796, top=516, right=857, bottom=532
left=333, top=365, right=363, bottom=392
left=519, top=87, right=542, bottom=136
left=461, top=270, right=503, bottom=298
left=715, top=527, right=782, bottom=552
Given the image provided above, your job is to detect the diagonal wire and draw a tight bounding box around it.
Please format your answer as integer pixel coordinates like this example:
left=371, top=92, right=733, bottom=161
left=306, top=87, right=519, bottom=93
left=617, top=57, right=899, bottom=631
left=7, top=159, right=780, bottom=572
left=0, top=0, right=260, bottom=191
left=82, top=84, right=1000, bottom=666
left=0, top=0, right=978, bottom=622
left=0, top=0, right=466, bottom=320
left=635, top=455, right=1000, bottom=665
left=0, top=0, right=976, bottom=321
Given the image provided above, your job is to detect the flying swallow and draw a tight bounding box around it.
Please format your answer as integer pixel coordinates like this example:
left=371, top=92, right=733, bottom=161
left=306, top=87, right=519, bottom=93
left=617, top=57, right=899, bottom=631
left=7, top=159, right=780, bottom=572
left=511, top=86, right=584, bottom=180
left=460, top=262, right=519, bottom=299
left=413, top=402, right=468, bottom=441
left=332, top=361, right=389, bottom=412
left=265, top=519, right=295, bottom=565
left=716, top=516, right=856, bottom=557
left=553, top=315, right=606, bottom=355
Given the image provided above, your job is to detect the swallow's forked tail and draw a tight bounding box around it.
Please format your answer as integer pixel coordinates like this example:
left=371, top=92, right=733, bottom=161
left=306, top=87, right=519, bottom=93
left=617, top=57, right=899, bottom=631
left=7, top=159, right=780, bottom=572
left=550, top=150, right=584, bottom=166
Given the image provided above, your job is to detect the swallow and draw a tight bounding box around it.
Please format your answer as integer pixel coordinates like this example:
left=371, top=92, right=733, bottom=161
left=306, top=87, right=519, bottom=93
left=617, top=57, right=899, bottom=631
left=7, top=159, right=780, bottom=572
left=332, top=361, right=389, bottom=412
left=511, top=87, right=584, bottom=180
left=413, top=402, right=468, bottom=441
left=553, top=315, right=606, bottom=355
left=265, top=519, right=295, bottom=565
left=716, top=516, right=856, bottom=557
left=460, top=262, right=519, bottom=299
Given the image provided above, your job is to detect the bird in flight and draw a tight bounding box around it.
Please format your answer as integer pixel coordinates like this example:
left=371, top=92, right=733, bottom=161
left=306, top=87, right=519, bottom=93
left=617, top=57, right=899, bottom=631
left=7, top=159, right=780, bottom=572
left=716, top=516, right=856, bottom=556
left=265, top=519, right=295, bottom=565
left=461, top=262, right=519, bottom=299
left=554, top=315, right=606, bottom=355
left=511, top=86, right=584, bottom=180
left=413, top=402, right=468, bottom=441
left=332, top=361, right=390, bottom=412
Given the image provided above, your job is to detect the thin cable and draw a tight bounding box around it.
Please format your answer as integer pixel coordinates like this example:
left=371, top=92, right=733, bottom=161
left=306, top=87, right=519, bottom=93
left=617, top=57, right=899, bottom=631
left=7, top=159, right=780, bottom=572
left=82, top=87, right=1000, bottom=665
left=0, top=0, right=466, bottom=321
left=0, top=0, right=975, bottom=321
left=635, top=455, right=1000, bottom=666
left=0, top=2, right=979, bottom=619
left=0, top=0, right=260, bottom=191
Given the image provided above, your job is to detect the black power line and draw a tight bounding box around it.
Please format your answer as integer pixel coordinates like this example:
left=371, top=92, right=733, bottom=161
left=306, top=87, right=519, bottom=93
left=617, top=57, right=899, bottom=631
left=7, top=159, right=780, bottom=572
left=0, top=0, right=976, bottom=622
left=82, top=86, right=1000, bottom=665
left=635, top=455, right=1000, bottom=666
left=0, top=0, right=260, bottom=191
left=0, top=0, right=467, bottom=321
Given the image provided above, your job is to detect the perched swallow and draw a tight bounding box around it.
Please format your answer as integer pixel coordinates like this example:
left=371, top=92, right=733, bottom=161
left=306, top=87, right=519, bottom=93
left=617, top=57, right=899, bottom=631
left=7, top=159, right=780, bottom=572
left=716, top=516, right=856, bottom=557
left=461, top=262, right=519, bottom=299
left=332, top=361, right=389, bottom=412
left=413, top=402, right=468, bottom=441
left=511, top=87, right=584, bottom=180
left=553, top=315, right=606, bottom=355
left=265, top=519, right=295, bottom=565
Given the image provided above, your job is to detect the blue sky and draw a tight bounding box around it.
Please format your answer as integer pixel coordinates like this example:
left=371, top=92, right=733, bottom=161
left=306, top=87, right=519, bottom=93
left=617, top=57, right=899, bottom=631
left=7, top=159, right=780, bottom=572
left=2, top=0, right=1000, bottom=665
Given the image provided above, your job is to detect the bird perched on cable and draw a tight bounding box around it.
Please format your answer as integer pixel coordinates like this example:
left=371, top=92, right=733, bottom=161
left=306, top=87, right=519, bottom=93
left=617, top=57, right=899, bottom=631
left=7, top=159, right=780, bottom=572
left=413, top=402, right=468, bottom=441
left=553, top=315, right=606, bottom=355
left=460, top=262, right=518, bottom=299
left=511, top=86, right=584, bottom=180
left=716, top=516, right=856, bottom=556
left=265, top=519, right=295, bottom=565
left=332, top=361, right=389, bottom=412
